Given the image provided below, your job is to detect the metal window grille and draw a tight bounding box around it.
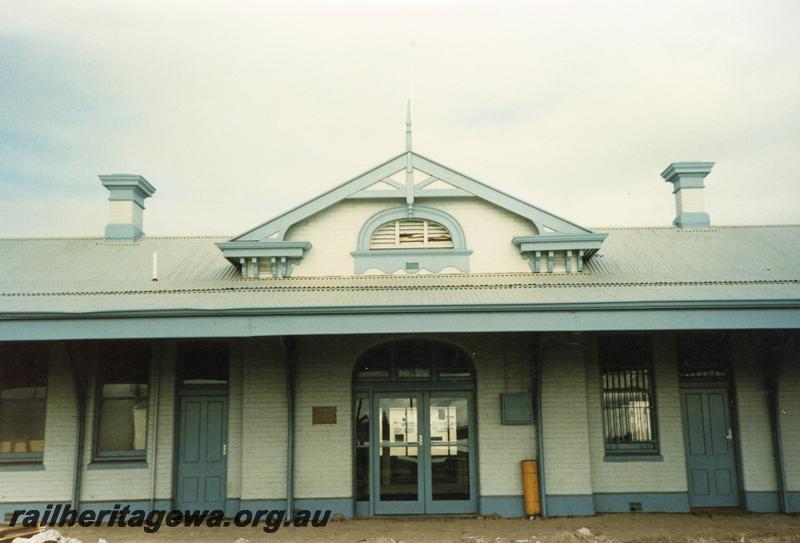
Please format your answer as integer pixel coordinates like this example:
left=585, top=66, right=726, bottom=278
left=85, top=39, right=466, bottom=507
left=600, top=336, right=657, bottom=452
left=602, top=368, right=656, bottom=450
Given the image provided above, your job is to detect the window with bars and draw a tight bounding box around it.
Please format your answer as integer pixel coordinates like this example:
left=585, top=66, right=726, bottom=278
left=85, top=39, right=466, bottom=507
left=369, top=219, right=454, bottom=250
left=599, top=335, right=658, bottom=454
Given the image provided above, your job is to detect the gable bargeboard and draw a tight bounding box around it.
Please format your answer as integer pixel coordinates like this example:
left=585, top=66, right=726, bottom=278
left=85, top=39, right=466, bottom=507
left=217, top=152, right=607, bottom=277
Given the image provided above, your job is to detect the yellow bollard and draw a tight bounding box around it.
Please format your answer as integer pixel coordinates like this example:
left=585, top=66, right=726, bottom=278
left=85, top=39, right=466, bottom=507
left=521, top=459, right=541, bottom=517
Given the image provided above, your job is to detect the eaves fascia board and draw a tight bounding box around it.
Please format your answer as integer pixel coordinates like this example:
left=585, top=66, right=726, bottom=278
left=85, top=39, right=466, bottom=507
left=1, top=298, right=798, bottom=321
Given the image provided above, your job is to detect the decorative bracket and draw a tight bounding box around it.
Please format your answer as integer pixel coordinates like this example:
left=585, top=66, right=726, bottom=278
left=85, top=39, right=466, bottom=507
left=216, top=241, right=311, bottom=278
left=512, top=233, right=607, bottom=273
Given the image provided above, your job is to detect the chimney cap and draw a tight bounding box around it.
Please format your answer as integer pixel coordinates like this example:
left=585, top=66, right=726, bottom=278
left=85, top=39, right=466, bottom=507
left=99, top=174, right=156, bottom=208
left=660, top=162, right=715, bottom=190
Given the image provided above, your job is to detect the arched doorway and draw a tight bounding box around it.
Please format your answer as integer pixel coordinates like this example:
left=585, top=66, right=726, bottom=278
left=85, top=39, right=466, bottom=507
left=353, top=339, right=477, bottom=515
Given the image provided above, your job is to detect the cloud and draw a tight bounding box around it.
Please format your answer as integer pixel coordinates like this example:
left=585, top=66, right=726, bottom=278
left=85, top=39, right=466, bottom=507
left=1, top=0, right=798, bottom=237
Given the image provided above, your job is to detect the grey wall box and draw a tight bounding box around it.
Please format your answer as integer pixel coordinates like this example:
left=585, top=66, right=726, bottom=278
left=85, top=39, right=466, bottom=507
left=501, top=392, right=533, bottom=424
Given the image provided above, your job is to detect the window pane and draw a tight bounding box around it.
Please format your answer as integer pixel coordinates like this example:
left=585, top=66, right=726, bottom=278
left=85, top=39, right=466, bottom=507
left=96, top=342, right=150, bottom=455
left=0, top=398, right=46, bottom=454
left=355, top=397, right=370, bottom=446
left=354, top=396, right=370, bottom=502
left=678, top=334, right=728, bottom=379
left=98, top=395, right=148, bottom=452
left=0, top=344, right=48, bottom=456
left=178, top=342, right=229, bottom=385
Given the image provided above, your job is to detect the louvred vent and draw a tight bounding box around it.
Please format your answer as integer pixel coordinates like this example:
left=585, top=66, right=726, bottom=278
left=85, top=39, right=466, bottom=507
left=369, top=219, right=454, bottom=249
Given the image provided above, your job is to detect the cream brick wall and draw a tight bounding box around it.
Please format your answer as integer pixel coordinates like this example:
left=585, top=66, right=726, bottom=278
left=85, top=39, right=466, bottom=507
left=459, top=334, right=536, bottom=497
left=541, top=335, right=593, bottom=496
left=285, top=198, right=537, bottom=276
left=293, top=336, right=353, bottom=499
left=0, top=344, right=76, bottom=503
left=226, top=340, right=243, bottom=499
left=153, top=342, right=175, bottom=501
left=779, top=336, right=800, bottom=491
left=585, top=334, right=688, bottom=492
left=241, top=338, right=288, bottom=500
left=730, top=334, right=778, bottom=492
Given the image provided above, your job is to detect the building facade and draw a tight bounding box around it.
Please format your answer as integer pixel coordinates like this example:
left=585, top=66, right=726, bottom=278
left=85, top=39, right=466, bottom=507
left=1, top=131, right=798, bottom=518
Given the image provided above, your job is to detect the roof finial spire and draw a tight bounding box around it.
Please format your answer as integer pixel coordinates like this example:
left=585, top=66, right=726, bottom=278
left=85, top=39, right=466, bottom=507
left=405, top=41, right=415, bottom=153
left=405, top=99, right=412, bottom=152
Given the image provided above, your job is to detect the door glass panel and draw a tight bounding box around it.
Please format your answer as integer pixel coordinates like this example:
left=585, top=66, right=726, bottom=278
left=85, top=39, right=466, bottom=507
left=429, top=397, right=470, bottom=501
left=354, top=397, right=370, bottom=502
left=379, top=397, right=419, bottom=501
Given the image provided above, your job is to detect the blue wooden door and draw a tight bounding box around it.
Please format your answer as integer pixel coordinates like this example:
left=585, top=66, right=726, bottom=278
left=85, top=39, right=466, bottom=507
left=176, top=394, right=227, bottom=511
left=681, top=388, right=740, bottom=507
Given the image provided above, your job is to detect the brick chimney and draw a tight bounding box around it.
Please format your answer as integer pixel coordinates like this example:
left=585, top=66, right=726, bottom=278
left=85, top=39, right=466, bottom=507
left=660, top=162, right=714, bottom=229
left=99, top=174, right=156, bottom=241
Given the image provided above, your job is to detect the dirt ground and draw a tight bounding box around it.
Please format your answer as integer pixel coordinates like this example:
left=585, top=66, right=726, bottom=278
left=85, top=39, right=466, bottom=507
left=48, top=513, right=800, bottom=543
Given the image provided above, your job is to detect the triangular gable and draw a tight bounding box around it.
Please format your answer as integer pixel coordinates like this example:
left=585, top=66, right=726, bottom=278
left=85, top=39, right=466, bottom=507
left=231, top=152, right=591, bottom=241
left=232, top=152, right=595, bottom=242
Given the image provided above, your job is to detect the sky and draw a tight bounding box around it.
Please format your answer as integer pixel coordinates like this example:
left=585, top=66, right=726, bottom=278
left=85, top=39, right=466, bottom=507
left=1, top=0, right=798, bottom=237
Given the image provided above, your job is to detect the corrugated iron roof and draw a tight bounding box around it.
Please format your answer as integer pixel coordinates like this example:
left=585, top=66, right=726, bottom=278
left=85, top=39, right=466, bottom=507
left=0, top=226, right=798, bottom=315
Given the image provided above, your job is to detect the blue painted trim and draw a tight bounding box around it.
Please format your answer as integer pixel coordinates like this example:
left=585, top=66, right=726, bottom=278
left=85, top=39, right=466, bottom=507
left=86, top=461, right=149, bottom=470
left=238, top=499, right=288, bottom=511
left=99, top=174, right=156, bottom=208
left=294, top=498, right=352, bottom=517
left=512, top=233, right=607, bottom=254
left=0, top=462, right=45, bottom=471
left=355, top=205, right=469, bottom=250
left=238, top=498, right=352, bottom=517
left=216, top=241, right=311, bottom=259
left=660, top=162, right=714, bottom=188
left=1, top=304, right=798, bottom=341
left=104, top=223, right=144, bottom=242
left=479, top=495, right=524, bottom=517
left=233, top=154, right=409, bottom=241
left=674, top=212, right=710, bottom=229
left=352, top=249, right=472, bottom=274
left=787, top=491, right=800, bottom=513
left=225, top=498, right=240, bottom=518
left=603, top=454, right=664, bottom=462
left=354, top=501, right=369, bottom=517
left=0, top=500, right=174, bottom=519
left=593, top=492, right=690, bottom=513
left=545, top=495, right=595, bottom=516
left=349, top=188, right=475, bottom=199
left=412, top=153, right=594, bottom=235
left=76, top=500, right=173, bottom=513
left=0, top=452, right=43, bottom=462
left=744, top=491, right=781, bottom=513
left=233, top=151, right=597, bottom=242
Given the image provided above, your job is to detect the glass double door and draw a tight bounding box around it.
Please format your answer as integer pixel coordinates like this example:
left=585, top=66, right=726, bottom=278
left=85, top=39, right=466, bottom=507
left=373, top=391, right=476, bottom=514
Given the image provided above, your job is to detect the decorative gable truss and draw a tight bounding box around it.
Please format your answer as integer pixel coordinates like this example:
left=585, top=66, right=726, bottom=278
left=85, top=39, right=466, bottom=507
left=217, top=151, right=607, bottom=277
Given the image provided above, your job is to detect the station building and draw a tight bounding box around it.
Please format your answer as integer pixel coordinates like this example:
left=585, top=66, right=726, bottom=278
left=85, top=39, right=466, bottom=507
left=1, top=121, right=798, bottom=518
